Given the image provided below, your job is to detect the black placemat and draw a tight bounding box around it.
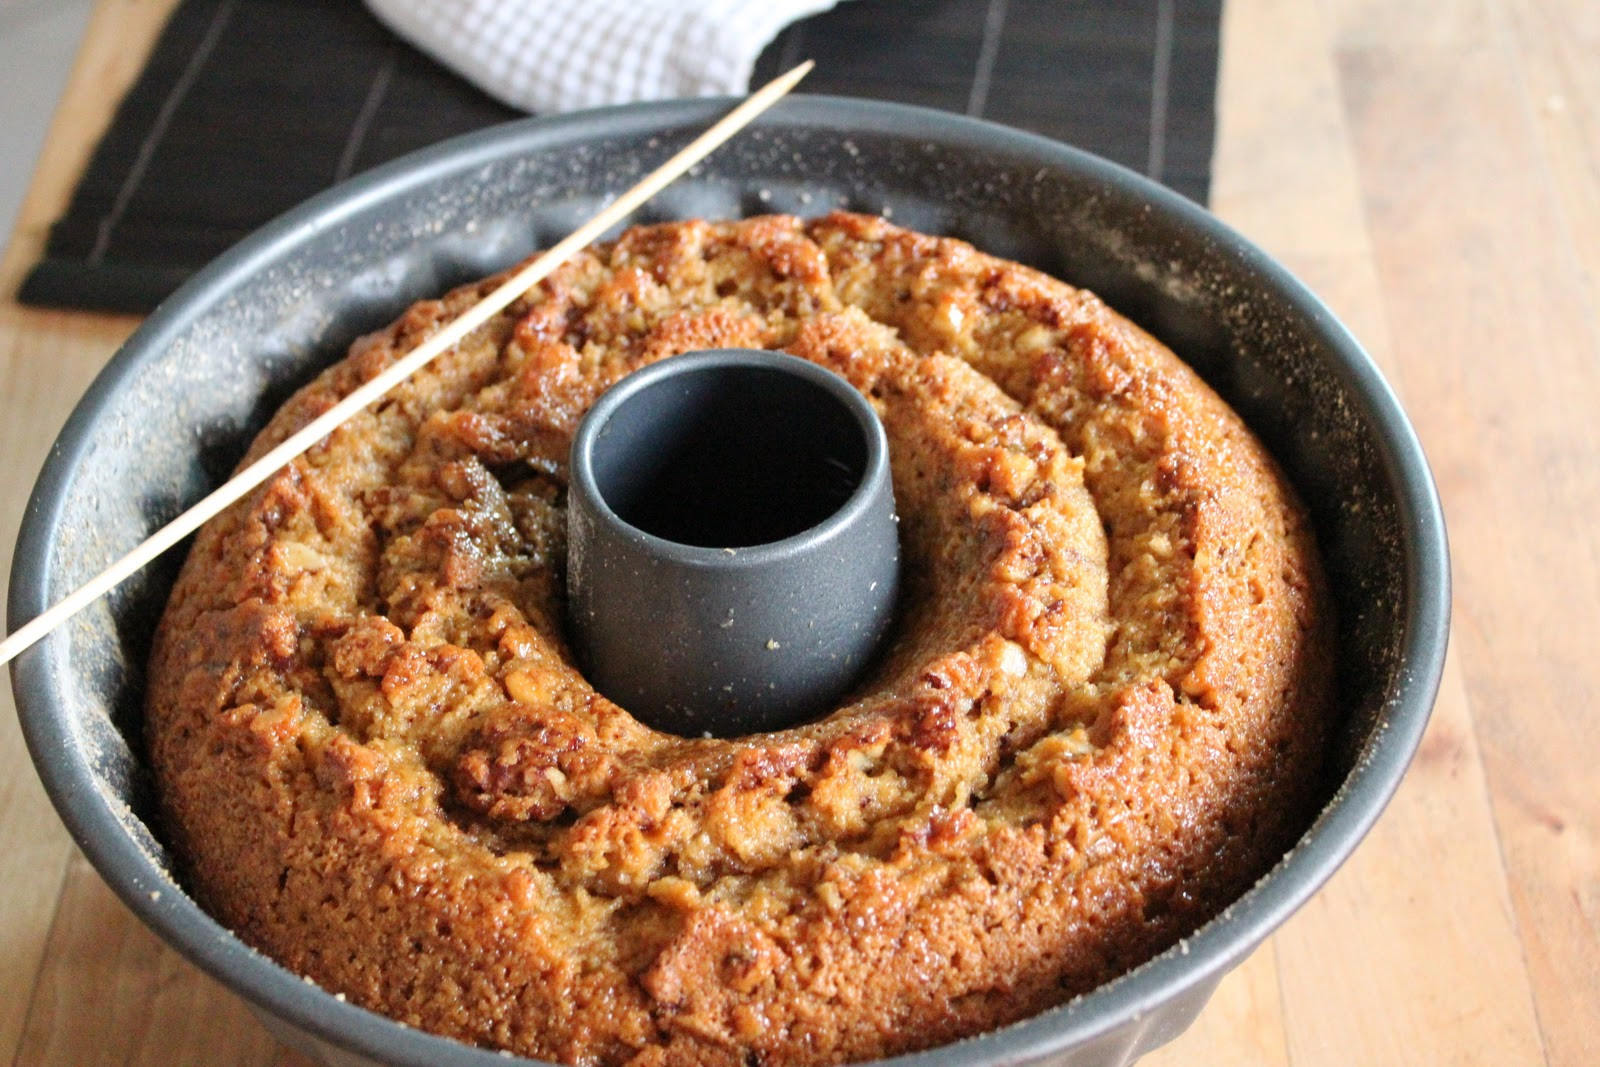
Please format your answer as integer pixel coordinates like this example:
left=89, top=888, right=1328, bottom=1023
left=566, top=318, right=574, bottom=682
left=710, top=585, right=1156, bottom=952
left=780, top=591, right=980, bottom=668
left=19, top=0, right=1221, bottom=314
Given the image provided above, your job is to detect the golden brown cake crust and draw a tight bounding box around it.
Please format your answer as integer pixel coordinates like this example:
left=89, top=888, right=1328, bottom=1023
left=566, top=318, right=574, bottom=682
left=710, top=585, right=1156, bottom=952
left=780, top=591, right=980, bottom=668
left=147, top=213, right=1332, bottom=1066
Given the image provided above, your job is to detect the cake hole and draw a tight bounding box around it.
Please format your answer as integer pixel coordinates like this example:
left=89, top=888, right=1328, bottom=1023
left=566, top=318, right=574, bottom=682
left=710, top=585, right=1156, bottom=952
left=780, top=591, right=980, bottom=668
left=588, top=361, right=868, bottom=548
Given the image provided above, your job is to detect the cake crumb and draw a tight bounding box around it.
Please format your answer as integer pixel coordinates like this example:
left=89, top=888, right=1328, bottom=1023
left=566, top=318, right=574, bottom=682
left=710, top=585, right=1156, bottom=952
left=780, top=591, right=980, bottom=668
left=146, top=211, right=1333, bottom=1067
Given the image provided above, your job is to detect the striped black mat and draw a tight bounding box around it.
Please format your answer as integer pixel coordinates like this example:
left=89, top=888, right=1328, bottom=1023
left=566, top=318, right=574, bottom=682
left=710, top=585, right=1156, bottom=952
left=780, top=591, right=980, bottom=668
left=18, top=0, right=1222, bottom=314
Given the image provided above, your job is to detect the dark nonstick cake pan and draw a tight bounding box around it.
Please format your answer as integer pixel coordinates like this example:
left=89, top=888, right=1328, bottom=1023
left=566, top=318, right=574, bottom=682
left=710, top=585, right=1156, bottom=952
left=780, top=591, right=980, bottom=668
left=9, top=97, right=1449, bottom=1066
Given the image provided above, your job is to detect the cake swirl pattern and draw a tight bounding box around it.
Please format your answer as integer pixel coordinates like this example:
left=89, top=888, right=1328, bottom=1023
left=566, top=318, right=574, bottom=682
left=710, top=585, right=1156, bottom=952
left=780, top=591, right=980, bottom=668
left=148, top=212, right=1332, bottom=1066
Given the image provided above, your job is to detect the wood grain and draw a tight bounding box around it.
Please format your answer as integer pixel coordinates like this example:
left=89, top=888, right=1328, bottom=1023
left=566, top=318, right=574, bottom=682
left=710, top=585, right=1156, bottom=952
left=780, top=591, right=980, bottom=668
left=1214, top=2, right=1549, bottom=1065
left=2, top=0, right=1595, bottom=1063
left=1500, top=0, right=1600, bottom=321
left=0, top=308, right=140, bottom=1064
left=0, top=2, right=180, bottom=1062
left=1144, top=946, right=1289, bottom=1067
left=14, top=855, right=288, bottom=1067
left=1326, top=0, right=1600, bottom=1063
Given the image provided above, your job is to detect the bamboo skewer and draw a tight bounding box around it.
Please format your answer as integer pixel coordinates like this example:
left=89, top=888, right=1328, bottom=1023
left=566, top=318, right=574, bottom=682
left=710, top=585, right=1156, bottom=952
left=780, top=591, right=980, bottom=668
left=0, top=61, right=814, bottom=669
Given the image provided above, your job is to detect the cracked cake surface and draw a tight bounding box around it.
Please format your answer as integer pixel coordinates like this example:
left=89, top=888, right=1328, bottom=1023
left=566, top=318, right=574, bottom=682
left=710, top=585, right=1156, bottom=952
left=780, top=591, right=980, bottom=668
left=147, top=212, right=1333, bottom=1066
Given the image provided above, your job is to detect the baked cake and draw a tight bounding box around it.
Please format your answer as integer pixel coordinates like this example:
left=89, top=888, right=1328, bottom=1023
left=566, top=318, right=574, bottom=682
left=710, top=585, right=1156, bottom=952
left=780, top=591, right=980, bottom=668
left=147, top=213, right=1333, bottom=1065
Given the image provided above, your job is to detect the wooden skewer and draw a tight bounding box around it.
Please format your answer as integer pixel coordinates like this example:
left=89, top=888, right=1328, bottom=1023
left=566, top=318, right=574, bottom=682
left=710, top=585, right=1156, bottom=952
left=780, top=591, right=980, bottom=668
left=0, top=61, right=814, bottom=669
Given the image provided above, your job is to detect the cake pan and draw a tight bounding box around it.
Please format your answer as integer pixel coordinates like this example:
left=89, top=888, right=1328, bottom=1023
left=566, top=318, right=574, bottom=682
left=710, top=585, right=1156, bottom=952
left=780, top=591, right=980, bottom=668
left=9, top=97, right=1449, bottom=1067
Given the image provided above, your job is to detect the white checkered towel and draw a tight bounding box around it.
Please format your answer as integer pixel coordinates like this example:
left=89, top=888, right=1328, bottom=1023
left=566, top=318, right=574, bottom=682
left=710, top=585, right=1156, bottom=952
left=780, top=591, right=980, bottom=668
left=364, top=0, right=841, bottom=114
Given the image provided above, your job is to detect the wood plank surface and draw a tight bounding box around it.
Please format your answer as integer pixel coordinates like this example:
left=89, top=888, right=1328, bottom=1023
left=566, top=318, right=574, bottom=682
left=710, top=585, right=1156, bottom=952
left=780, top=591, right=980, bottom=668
left=1185, top=5, right=1547, bottom=1066
left=0, top=0, right=166, bottom=1061
left=1, top=0, right=1594, bottom=1063
left=1325, top=1, right=1600, bottom=1063
left=14, top=855, right=294, bottom=1067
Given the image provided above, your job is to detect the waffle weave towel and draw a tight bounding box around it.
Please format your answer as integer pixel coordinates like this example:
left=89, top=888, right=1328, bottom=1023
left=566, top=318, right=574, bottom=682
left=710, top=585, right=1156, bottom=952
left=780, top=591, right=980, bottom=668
left=364, top=0, right=841, bottom=113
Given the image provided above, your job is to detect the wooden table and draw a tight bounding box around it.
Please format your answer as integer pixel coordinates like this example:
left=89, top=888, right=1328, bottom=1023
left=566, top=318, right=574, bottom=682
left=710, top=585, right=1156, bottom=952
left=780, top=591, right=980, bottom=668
left=1, top=0, right=1594, bottom=1063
